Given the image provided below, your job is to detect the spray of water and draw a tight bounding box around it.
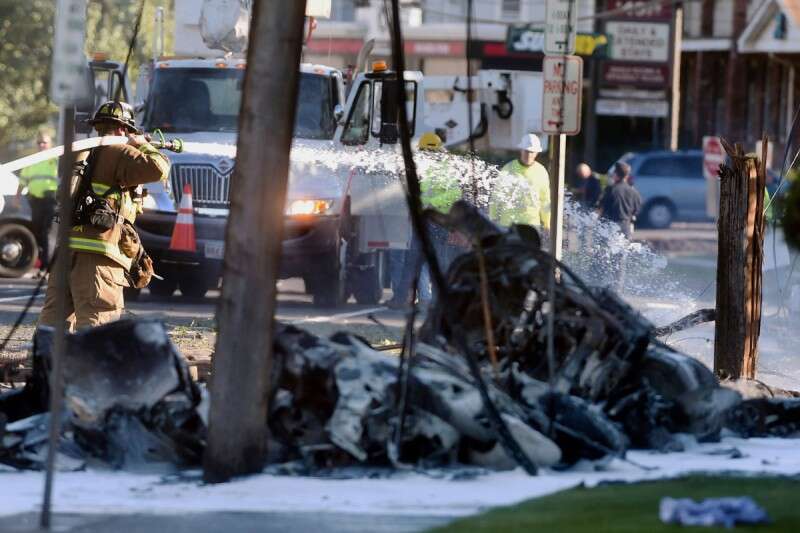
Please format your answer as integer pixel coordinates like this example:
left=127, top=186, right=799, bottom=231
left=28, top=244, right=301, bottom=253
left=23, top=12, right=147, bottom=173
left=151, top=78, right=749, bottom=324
left=176, top=141, right=800, bottom=389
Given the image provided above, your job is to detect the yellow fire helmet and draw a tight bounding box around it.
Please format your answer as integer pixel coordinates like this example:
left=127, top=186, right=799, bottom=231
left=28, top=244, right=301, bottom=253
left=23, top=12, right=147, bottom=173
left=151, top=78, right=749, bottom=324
left=418, top=132, right=444, bottom=152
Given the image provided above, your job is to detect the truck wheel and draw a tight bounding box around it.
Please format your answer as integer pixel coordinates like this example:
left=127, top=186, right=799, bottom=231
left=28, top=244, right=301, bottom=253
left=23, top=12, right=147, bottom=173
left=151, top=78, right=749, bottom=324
left=309, top=251, right=346, bottom=308
left=149, top=278, right=177, bottom=299
left=179, top=279, right=208, bottom=300
left=0, top=224, right=38, bottom=278
left=349, top=252, right=385, bottom=305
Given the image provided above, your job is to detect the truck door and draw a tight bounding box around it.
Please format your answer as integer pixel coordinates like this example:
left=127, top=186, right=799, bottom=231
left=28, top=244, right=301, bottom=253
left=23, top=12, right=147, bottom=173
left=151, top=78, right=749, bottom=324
left=338, top=76, right=414, bottom=253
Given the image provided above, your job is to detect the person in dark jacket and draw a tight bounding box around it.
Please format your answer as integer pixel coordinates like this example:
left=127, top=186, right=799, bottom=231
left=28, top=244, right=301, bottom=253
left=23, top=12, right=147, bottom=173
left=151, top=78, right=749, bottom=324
left=599, top=162, right=642, bottom=239
left=575, top=162, right=602, bottom=209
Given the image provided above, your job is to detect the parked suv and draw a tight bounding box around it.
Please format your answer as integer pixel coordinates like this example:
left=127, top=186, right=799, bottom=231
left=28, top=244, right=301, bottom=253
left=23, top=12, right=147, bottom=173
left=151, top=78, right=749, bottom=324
left=609, top=150, right=707, bottom=229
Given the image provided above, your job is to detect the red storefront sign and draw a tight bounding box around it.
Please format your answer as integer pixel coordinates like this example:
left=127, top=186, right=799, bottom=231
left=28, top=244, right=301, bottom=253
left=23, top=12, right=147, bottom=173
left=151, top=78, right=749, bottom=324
left=305, top=39, right=464, bottom=57
left=407, top=40, right=465, bottom=56
left=606, top=0, right=673, bottom=21
left=305, top=38, right=365, bottom=55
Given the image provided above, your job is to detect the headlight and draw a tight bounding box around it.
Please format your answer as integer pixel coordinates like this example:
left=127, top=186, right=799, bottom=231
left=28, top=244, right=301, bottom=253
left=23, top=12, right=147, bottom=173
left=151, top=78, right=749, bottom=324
left=286, top=199, right=334, bottom=216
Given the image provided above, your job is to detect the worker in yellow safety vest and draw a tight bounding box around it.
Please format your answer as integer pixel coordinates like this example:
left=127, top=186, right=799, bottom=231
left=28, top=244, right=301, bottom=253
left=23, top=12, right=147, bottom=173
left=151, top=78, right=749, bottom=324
left=18, top=133, right=59, bottom=274
left=38, top=101, right=170, bottom=330
left=490, top=133, right=551, bottom=230
left=388, top=132, right=463, bottom=309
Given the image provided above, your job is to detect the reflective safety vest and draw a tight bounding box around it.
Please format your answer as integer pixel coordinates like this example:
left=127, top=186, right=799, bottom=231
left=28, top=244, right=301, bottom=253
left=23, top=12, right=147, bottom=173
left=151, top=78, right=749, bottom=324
left=69, top=183, right=138, bottom=270
left=420, top=159, right=461, bottom=213
left=490, top=159, right=551, bottom=229
left=19, top=159, right=58, bottom=199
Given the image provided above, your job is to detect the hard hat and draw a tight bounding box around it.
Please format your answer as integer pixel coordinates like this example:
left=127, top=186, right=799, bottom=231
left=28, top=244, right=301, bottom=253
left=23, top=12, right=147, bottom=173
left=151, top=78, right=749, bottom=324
left=418, top=132, right=444, bottom=151
left=87, top=101, right=139, bottom=133
left=518, top=133, right=543, bottom=153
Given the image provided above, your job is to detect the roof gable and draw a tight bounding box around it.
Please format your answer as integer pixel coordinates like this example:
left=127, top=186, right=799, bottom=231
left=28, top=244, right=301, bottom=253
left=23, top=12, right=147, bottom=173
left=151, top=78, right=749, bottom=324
left=738, top=0, right=800, bottom=53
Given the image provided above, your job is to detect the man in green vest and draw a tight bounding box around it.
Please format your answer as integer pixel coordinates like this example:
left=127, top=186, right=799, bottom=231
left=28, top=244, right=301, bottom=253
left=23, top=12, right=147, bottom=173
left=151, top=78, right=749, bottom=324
left=387, top=132, right=462, bottom=309
left=18, top=133, right=59, bottom=274
left=490, top=133, right=551, bottom=230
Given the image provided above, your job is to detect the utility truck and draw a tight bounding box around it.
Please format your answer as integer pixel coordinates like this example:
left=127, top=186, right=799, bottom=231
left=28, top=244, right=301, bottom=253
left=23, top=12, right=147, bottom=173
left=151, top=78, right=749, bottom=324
left=127, top=0, right=419, bottom=305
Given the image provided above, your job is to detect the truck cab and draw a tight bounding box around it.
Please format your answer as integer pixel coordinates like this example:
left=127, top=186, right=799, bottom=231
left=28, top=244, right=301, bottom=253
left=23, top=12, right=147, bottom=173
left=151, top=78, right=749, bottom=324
left=134, top=58, right=356, bottom=302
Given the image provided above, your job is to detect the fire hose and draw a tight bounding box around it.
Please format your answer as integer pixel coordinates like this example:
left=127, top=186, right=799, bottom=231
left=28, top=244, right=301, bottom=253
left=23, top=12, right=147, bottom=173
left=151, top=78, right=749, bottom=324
left=1, top=134, right=184, bottom=174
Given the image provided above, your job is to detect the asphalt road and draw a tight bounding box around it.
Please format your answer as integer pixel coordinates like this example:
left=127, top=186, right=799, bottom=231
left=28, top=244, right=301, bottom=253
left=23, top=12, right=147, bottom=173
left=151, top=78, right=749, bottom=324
left=0, top=511, right=451, bottom=533
left=0, top=276, right=413, bottom=365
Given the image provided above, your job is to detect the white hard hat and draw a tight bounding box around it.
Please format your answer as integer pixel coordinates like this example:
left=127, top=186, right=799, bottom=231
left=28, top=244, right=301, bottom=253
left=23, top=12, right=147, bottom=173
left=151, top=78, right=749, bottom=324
left=518, top=133, right=543, bottom=153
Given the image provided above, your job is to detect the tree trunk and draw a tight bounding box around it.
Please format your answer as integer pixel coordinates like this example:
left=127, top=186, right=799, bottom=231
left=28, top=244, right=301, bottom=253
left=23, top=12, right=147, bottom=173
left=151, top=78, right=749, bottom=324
left=714, top=139, right=767, bottom=379
left=203, top=0, right=308, bottom=483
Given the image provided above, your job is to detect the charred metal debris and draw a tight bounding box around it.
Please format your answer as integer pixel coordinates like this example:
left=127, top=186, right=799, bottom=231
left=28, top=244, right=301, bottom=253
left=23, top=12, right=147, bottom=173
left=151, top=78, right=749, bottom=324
left=2, top=202, right=800, bottom=473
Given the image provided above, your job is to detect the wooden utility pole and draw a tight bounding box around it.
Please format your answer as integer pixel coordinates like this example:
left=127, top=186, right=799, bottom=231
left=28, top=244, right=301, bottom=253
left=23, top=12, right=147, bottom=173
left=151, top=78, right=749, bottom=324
left=204, top=0, right=308, bottom=483
left=713, top=138, right=767, bottom=379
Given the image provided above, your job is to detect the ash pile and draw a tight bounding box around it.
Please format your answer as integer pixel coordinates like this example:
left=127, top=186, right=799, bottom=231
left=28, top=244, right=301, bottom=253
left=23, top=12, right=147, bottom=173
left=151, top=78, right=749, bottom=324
left=2, top=202, right=800, bottom=473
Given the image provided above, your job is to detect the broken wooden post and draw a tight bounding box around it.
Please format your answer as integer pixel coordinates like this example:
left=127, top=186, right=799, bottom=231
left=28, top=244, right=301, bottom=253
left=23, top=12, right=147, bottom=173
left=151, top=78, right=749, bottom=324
left=714, top=138, right=767, bottom=379
left=203, top=0, right=308, bottom=483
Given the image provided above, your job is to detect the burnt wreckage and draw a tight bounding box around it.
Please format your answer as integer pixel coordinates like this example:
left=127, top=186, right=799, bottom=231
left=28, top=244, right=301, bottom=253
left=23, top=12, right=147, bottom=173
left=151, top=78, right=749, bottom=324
left=1, top=202, right=800, bottom=472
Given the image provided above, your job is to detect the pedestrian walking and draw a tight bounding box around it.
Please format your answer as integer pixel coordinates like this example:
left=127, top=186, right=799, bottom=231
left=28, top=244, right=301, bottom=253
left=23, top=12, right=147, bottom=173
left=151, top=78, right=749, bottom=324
left=490, top=133, right=550, bottom=230
left=18, top=133, right=59, bottom=275
left=38, top=101, right=170, bottom=330
left=386, top=132, right=462, bottom=309
left=599, top=161, right=642, bottom=239
left=575, top=162, right=602, bottom=209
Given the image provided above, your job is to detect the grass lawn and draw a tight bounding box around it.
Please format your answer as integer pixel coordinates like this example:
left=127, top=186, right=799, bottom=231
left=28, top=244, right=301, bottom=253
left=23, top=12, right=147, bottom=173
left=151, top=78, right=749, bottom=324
left=431, top=476, right=800, bottom=532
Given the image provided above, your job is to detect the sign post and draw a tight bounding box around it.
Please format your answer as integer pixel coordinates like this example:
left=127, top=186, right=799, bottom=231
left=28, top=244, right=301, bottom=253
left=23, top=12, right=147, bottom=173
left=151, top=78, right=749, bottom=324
left=545, top=0, right=578, bottom=55
left=42, top=0, right=88, bottom=528
left=703, top=136, right=725, bottom=219
left=542, top=0, right=580, bottom=383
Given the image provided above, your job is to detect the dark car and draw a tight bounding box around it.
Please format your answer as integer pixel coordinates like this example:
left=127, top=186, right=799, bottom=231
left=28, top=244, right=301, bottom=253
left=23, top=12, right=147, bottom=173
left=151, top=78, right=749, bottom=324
left=609, top=150, right=708, bottom=229
left=0, top=194, right=39, bottom=277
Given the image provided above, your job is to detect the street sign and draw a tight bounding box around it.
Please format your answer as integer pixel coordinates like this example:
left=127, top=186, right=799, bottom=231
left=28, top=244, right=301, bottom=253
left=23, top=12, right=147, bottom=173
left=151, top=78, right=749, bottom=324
left=506, top=27, right=609, bottom=57
left=606, top=21, right=670, bottom=62
left=703, top=136, right=724, bottom=218
left=306, top=0, right=331, bottom=18
left=703, top=136, right=725, bottom=180
left=541, top=55, right=583, bottom=135
left=544, top=0, right=578, bottom=55
left=50, top=0, right=88, bottom=106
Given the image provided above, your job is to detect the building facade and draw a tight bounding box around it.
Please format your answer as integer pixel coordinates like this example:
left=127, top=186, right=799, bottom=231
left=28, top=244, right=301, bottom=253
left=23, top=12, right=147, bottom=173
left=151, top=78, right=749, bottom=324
left=307, top=0, right=800, bottom=170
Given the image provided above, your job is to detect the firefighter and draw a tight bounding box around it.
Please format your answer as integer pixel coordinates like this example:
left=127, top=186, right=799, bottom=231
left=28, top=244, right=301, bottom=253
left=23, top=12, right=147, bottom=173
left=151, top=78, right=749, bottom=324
left=490, top=133, right=551, bottom=230
left=38, top=101, right=170, bottom=330
left=18, top=133, right=59, bottom=275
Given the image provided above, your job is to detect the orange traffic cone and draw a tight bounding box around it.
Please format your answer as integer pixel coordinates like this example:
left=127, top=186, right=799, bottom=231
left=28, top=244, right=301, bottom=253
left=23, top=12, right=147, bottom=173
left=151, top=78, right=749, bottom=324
left=169, top=183, right=197, bottom=252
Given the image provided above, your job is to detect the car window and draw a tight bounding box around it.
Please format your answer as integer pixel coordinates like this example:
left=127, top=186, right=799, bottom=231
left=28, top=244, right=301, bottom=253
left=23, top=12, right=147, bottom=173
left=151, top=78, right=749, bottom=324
left=638, top=157, right=681, bottom=177
left=678, top=156, right=704, bottom=178
left=341, top=82, right=371, bottom=146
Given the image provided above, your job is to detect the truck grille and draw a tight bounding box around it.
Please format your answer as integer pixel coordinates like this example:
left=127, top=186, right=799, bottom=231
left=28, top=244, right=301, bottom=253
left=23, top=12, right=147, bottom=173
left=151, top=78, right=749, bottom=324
left=170, top=164, right=232, bottom=208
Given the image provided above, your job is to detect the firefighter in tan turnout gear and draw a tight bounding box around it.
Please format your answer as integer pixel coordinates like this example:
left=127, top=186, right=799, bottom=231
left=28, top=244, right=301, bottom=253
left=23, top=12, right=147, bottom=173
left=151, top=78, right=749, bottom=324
left=38, top=101, right=170, bottom=330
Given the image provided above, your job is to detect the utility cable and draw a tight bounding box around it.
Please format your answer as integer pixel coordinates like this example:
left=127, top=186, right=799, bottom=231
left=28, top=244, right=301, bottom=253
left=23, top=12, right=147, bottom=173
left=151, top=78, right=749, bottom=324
left=465, top=0, right=477, bottom=199
left=115, top=0, right=147, bottom=103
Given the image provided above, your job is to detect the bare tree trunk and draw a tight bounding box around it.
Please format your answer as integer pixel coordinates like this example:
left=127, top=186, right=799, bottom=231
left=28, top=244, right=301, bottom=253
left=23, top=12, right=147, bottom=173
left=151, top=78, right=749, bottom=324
left=714, top=139, right=767, bottom=379
left=203, top=0, right=308, bottom=483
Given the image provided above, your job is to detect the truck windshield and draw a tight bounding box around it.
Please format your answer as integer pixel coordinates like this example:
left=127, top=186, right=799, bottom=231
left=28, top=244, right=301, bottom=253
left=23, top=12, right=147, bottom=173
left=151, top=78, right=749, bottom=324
left=142, top=68, right=337, bottom=139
